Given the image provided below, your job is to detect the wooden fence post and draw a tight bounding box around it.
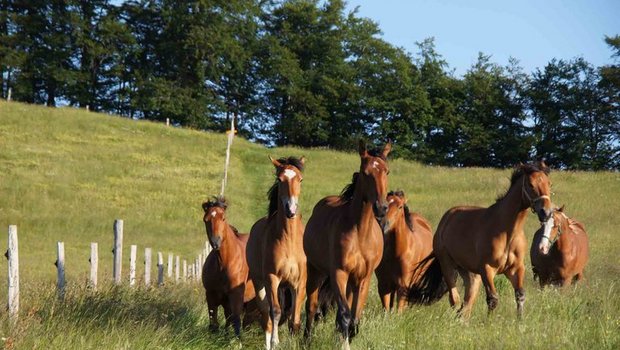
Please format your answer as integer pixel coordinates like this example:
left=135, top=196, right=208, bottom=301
left=7, top=225, right=19, bottom=322
left=56, top=242, right=65, bottom=300
left=113, top=219, right=123, bottom=284
left=129, top=244, right=137, bottom=286
left=183, top=260, right=187, bottom=282
left=144, top=248, right=152, bottom=286
left=157, top=252, right=164, bottom=286
left=175, top=256, right=180, bottom=283
left=7, top=87, right=12, bottom=101
left=167, top=253, right=173, bottom=278
left=89, top=243, right=98, bottom=289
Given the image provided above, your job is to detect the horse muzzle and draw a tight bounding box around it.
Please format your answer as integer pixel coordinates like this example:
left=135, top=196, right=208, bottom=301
left=372, top=201, right=388, bottom=220
left=209, top=236, right=222, bottom=250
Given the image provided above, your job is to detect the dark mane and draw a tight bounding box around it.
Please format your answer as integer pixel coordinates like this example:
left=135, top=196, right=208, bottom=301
left=388, top=190, right=414, bottom=231
left=268, top=156, right=305, bottom=216
left=202, top=195, right=228, bottom=211
left=339, top=172, right=359, bottom=202
left=367, top=147, right=388, bottom=160
left=496, top=162, right=550, bottom=202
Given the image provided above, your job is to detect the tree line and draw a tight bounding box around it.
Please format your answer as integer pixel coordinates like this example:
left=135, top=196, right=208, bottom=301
left=1, top=0, right=619, bottom=169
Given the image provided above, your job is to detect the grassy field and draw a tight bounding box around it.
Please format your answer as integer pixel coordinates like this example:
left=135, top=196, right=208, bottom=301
left=0, top=100, right=619, bottom=349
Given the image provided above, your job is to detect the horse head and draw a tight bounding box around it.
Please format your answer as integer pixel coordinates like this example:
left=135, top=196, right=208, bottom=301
left=539, top=205, right=566, bottom=255
left=358, top=140, right=391, bottom=221
left=202, top=196, right=229, bottom=250
left=381, top=190, right=407, bottom=233
left=270, top=155, right=305, bottom=219
left=519, top=160, right=553, bottom=223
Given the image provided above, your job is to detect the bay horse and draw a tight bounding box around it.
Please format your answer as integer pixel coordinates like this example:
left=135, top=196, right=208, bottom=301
left=246, top=156, right=306, bottom=349
left=530, top=205, right=589, bottom=287
left=375, top=190, right=433, bottom=312
left=411, top=161, right=553, bottom=319
left=201, top=196, right=256, bottom=337
left=304, top=141, right=391, bottom=348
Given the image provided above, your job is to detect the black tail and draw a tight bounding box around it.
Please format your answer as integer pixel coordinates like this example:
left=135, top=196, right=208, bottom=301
left=408, top=253, right=448, bottom=304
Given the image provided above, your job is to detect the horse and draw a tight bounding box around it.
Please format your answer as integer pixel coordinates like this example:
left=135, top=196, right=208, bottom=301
left=201, top=196, right=257, bottom=337
left=375, top=190, right=433, bottom=312
left=304, top=140, right=391, bottom=348
left=411, top=161, right=553, bottom=319
left=246, top=156, right=307, bottom=349
left=530, top=205, right=589, bottom=287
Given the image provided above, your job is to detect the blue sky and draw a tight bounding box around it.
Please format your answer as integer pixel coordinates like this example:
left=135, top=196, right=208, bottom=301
left=344, top=0, right=620, bottom=76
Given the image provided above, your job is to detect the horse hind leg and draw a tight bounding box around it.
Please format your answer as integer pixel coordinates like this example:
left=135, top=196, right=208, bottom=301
left=457, top=270, right=481, bottom=320
left=437, top=252, right=460, bottom=308
left=333, top=269, right=353, bottom=348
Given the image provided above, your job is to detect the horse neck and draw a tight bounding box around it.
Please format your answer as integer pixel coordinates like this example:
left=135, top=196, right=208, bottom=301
left=386, top=214, right=410, bottom=257
left=492, top=179, right=530, bottom=236
left=273, top=204, right=303, bottom=243
left=349, top=182, right=379, bottom=241
left=217, top=225, right=240, bottom=263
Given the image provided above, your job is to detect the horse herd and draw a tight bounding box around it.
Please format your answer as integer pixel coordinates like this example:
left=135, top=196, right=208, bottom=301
left=200, top=141, right=589, bottom=349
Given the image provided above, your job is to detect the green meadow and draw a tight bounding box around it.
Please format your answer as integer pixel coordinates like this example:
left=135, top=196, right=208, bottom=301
left=0, top=101, right=618, bottom=349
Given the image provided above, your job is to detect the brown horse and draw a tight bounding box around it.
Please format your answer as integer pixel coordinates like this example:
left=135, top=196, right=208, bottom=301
left=411, top=162, right=553, bottom=319
left=304, top=141, right=391, bottom=348
left=201, top=196, right=256, bottom=337
left=530, top=206, right=589, bottom=287
left=246, top=156, right=306, bottom=349
left=376, top=190, right=433, bottom=312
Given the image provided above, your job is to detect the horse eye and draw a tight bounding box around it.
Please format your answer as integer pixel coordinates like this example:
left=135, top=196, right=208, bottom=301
left=386, top=170, right=390, bottom=175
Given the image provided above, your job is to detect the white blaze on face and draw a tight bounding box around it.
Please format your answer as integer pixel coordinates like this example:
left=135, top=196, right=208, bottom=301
left=372, top=161, right=379, bottom=170
left=283, top=168, right=296, bottom=180
left=210, top=210, right=217, bottom=218
left=539, top=215, right=554, bottom=255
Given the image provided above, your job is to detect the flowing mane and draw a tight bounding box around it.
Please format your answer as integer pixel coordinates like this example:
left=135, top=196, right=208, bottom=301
left=339, top=172, right=359, bottom=202
left=267, top=157, right=305, bottom=216
left=387, top=190, right=414, bottom=231
left=496, top=162, right=550, bottom=203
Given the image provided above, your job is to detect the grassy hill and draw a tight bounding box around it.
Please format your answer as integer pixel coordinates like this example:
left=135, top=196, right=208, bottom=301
left=0, top=100, right=619, bottom=349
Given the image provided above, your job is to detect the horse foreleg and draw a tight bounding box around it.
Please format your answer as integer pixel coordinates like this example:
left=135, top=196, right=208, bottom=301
left=266, top=274, right=282, bottom=349
left=481, top=264, right=499, bottom=315
left=507, top=265, right=526, bottom=318
left=333, top=269, right=352, bottom=348
left=229, top=287, right=245, bottom=338
left=350, top=276, right=371, bottom=339
left=206, top=291, right=220, bottom=333
left=255, top=282, right=273, bottom=349
left=304, top=264, right=323, bottom=338
left=290, top=274, right=306, bottom=334
left=377, top=280, right=391, bottom=312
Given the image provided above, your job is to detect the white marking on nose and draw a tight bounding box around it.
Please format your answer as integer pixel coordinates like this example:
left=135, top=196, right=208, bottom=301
left=283, top=169, right=296, bottom=180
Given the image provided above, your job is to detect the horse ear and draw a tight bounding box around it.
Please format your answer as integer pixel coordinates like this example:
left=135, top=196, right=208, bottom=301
left=201, top=202, right=209, bottom=212
left=358, top=139, right=368, bottom=157
left=558, top=205, right=565, bottom=212
left=538, top=160, right=550, bottom=175
left=381, top=142, right=392, bottom=159
left=269, top=155, right=282, bottom=168
left=299, top=156, right=306, bottom=167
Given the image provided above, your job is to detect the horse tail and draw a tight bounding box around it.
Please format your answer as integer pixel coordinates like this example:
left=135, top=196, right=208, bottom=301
left=316, top=278, right=337, bottom=321
left=407, top=253, right=448, bottom=304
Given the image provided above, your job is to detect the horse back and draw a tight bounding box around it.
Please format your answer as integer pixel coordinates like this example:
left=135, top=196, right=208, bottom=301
left=410, top=213, right=433, bottom=260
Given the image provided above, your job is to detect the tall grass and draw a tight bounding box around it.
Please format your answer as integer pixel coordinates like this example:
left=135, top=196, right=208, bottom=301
left=0, top=101, right=619, bottom=349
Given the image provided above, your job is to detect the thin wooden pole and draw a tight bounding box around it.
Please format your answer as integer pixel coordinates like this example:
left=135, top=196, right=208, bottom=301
left=7, top=225, right=19, bottom=322
left=167, top=253, right=173, bottom=278
left=144, top=247, right=152, bottom=287
left=129, top=244, right=137, bottom=287
left=56, top=242, right=65, bottom=300
left=157, top=252, right=164, bottom=286
left=175, top=256, right=180, bottom=283
left=89, top=242, right=98, bottom=289
left=113, top=219, right=123, bottom=284
left=183, top=259, right=187, bottom=282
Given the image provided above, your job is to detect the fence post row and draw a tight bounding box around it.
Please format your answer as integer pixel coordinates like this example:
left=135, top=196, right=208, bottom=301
left=167, top=253, right=173, bottom=278
left=90, top=242, right=98, bottom=289
left=7, top=225, right=19, bottom=323
left=113, top=219, right=123, bottom=284
left=175, top=256, right=180, bottom=283
left=56, top=242, right=65, bottom=300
